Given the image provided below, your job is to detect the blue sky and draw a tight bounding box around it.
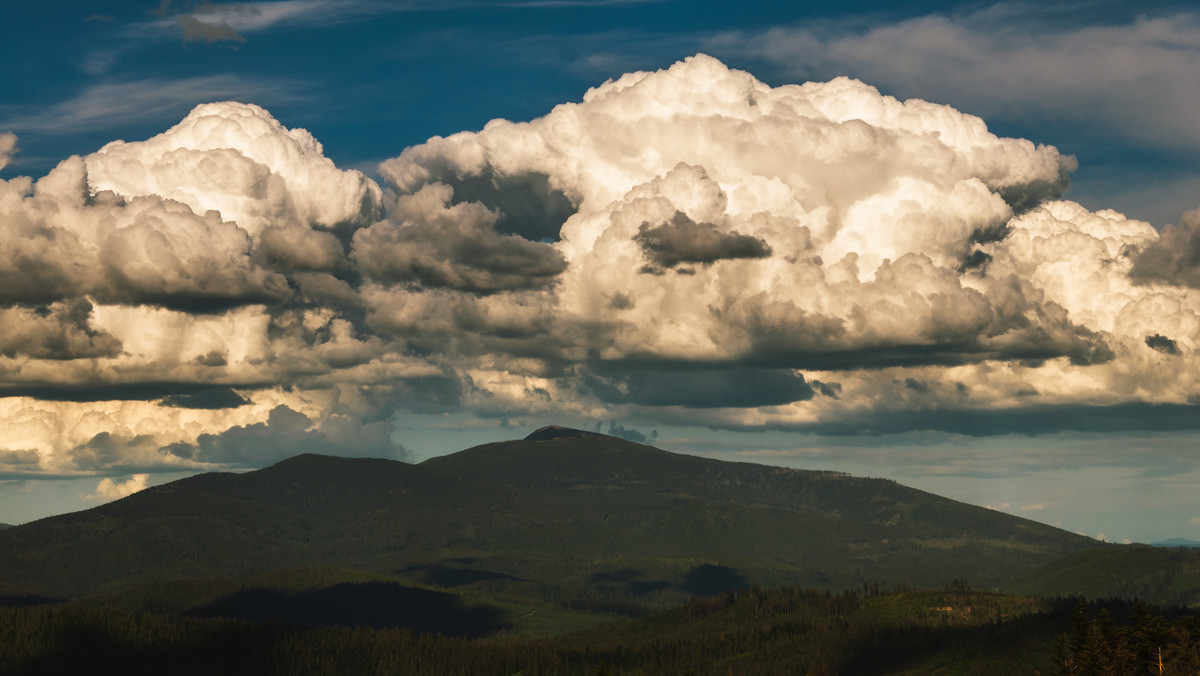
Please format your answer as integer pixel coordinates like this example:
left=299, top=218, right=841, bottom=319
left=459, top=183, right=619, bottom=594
left=5, top=0, right=1199, bottom=225
left=1, top=0, right=1199, bottom=545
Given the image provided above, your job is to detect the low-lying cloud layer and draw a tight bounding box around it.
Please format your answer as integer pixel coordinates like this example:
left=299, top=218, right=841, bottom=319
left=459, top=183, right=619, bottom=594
left=2, top=54, right=1198, bottom=476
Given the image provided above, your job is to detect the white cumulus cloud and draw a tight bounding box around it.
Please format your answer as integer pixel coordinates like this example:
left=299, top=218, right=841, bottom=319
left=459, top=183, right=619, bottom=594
left=93, top=474, right=149, bottom=502
left=86, top=101, right=382, bottom=236
left=0, top=133, right=16, bottom=171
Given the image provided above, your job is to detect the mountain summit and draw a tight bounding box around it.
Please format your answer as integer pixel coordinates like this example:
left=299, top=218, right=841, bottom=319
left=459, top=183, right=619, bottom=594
left=523, top=425, right=602, bottom=441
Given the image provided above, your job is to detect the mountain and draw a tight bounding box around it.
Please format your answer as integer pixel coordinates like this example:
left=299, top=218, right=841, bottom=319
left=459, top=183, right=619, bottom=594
left=0, top=524, right=9, bottom=531
left=0, top=428, right=1096, bottom=607
left=0, top=454, right=528, bottom=598
left=420, top=428, right=1096, bottom=589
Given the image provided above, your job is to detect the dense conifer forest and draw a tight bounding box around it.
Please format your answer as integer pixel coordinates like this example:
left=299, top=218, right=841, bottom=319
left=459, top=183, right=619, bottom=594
left=5, top=584, right=1196, bottom=675
left=1053, top=600, right=1200, bottom=675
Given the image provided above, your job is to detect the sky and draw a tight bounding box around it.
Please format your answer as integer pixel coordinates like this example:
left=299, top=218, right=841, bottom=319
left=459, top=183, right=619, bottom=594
left=1, top=0, right=1199, bottom=545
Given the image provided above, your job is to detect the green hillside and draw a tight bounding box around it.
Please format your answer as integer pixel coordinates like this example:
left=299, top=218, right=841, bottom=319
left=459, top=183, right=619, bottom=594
left=1006, top=545, right=1200, bottom=606
left=0, top=428, right=1097, bottom=608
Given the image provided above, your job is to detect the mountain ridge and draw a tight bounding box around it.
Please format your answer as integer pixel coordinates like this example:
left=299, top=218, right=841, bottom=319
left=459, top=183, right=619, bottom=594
left=0, top=429, right=1098, bottom=606
left=424, top=431, right=1083, bottom=547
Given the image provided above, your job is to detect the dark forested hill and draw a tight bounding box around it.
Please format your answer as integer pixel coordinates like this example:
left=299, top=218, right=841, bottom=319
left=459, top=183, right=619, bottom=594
left=0, top=427, right=1097, bottom=606
left=0, top=456, right=540, bottom=598
left=425, top=427, right=1086, bottom=548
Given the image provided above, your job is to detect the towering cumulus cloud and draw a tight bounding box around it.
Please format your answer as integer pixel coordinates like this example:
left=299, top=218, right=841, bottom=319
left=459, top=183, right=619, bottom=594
left=374, top=54, right=1193, bottom=428
left=1, top=55, right=1198, bottom=477
left=0, top=102, right=408, bottom=475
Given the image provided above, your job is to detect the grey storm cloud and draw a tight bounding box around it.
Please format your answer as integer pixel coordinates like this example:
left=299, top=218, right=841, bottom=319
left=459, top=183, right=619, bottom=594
left=798, top=402, right=1200, bottom=437
left=352, top=184, right=567, bottom=293
left=0, top=449, right=39, bottom=466
left=256, top=224, right=348, bottom=273
left=586, top=368, right=819, bottom=409
left=1129, top=208, right=1200, bottom=288
left=702, top=273, right=1115, bottom=370
left=0, top=156, right=292, bottom=312
left=164, top=405, right=408, bottom=467
left=159, top=387, right=250, bottom=410
left=0, top=381, right=273, bottom=404
left=0, top=198, right=95, bottom=305
left=406, top=163, right=579, bottom=243
left=1145, top=334, right=1181, bottom=356
left=94, top=203, right=293, bottom=313
left=0, top=300, right=122, bottom=360
left=69, top=431, right=159, bottom=471
left=192, top=350, right=228, bottom=367
left=635, top=211, right=772, bottom=270
left=601, top=420, right=658, bottom=444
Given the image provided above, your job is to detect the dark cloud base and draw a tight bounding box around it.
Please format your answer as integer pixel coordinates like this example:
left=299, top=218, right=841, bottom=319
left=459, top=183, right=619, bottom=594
left=441, top=169, right=577, bottom=243
left=159, top=388, right=250, bottom=410
left=585, top=368, right=818, bottom=409
left=635, top=211, right=771, bottom=270
left=798, top=402, right=1200, bottom=437
left=0, top=382, right=271, bottom=405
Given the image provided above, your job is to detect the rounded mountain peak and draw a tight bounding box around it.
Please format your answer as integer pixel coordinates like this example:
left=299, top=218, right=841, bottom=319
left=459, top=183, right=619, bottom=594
left=523, top=425, right=603, bottom=441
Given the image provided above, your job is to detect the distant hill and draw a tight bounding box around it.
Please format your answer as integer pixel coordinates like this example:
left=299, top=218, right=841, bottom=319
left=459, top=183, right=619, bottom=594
left=0, top=428, right=1096, bottom=606
left=0, top=524, right=10, bottom=531
left=0, top=455, right=517, bottom=598
left=1006, top=545, right=1200, bottom=606
left=1154, top=538, right=1200, bottom=548
left=72, top=566, right=602, bottom=639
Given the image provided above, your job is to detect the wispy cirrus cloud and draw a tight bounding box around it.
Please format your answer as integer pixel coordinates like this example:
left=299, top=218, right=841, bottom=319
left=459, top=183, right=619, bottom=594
left=146, top=0, right=673, bottom=44
left=0, top=75, right=305, bottom=134
left=163, top=0, right=393, bottom=43
left=707, top=7, right=1200, bottom=155
left=498, top=0, right=672, bottom=7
